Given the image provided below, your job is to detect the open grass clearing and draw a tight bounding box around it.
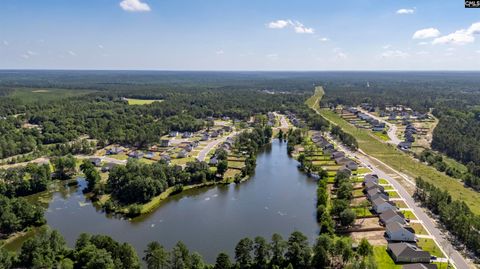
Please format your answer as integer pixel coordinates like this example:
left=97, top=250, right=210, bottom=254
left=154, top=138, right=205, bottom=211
left=410, top=223, right=428, bottom=235
left=9, top=88, right=94, bottom=104
left=417, top=238, right=445, bottom=258
left=393, top=200, right=408, bottom=208
left=400, top=210, right=417, bottom=220
left=125, top=98, right=163, bottom=105
left=373, top=246, right=401, bottom=269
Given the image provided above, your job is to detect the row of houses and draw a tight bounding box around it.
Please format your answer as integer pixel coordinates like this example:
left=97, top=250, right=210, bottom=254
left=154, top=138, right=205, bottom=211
left=363, top=174, right=437, bottom=267
left=397, top=122, right=418, bottom=151
left=267, top=112, right=276, bottom=127
left=311, top=133, right=359, bottom=175
left=345, top=107, right=386, bottom=132
left=285, top=111, right=302, bottom=127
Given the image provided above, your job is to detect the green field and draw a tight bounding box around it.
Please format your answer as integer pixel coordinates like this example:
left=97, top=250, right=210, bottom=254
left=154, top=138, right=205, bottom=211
left=126, top=98, right=163, bottom=105
left=9, top=88, right=94, bottom=104
left=400, top=210, right=417, bottom=220
left=410, top=223, right=428, bottom=235
left=373, top=246, right=401, bottom=269
left=417, top=238, right=444, bottom=258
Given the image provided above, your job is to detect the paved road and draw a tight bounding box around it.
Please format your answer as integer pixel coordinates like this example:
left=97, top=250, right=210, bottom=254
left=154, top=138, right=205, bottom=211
left=357, top=108, right=401, bottom=145
left=328, top=134, right=470, bottom=269
left=274, top=112, right=289, bottom=129
left=196, top=131, right=238, bottom=161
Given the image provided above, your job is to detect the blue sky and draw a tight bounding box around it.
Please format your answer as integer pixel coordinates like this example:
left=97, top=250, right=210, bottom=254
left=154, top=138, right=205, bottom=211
left=0, top=0, right=479, bottom=70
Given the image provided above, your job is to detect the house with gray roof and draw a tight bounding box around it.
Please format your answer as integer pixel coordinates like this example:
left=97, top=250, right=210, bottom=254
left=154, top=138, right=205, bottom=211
left=372, top=197, right=396, bottom=214
left=387, top=243, right=431, bottom=263
left=380, top=209, right=407, bottom=226
left=403, top=264, right=437, bottom=269
left=385, top=222, right=416, bottom=242
left=363, top=174, right=379, bottom=185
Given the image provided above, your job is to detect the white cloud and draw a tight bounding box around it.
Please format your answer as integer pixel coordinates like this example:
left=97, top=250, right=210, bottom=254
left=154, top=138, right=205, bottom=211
left=119, top=0, right=150, bottom=12
left=266, top=53, right=279, bottom=60
left=432, top=22, right=480, bottom=45
left=397, top=8, right=415, bottom=15
left=292, top=21, right=314, bottom=34
left=381, top=50, right=409, bottom=58
left=21, top=50, right=36, bottom=59
left=215, top=49, right=224, bottom=55
left=319, top=37, right=330, bottom=42
left=266, top=19, right=314, bottom=34
left=382, top=44, right=392, bottom=50
left=413, top=28, right=441, bottom=39
left=268, top=20, right=290, bottom=29
left=68, top=50, right=76, bottom=56
left=417, top=41, right=429, bottom=46
left=98, top=44, right=104, bottom=49
left=333, top=48, right=347, bottom=59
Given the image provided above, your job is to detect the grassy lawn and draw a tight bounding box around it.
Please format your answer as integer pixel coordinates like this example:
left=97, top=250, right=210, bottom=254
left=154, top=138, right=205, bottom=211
left=353, top=207, right=373, bottom=217
left=228, top=161, right=245, bottom=169
left=125, top=98, right=163, bottom=105
left=383, top=185, right=394, bottom=191
left=316, top=108, right=480, bottom=215
left=373, top=246, right=401, bottom=269
left=379, top=178, right=389, bottom=184
left=386, top=191, right=400, bottom=198
left=357, top=167, right=371, bottom=174
left=373, top=132, right=390, bottom=141
left=400, top=210, right=417, bottom=220
left=170, top=157, right=196, bottom=165
left=393, top=200, right=408, bottom=208
left=352, top=189, right=364, bottom=197
left=410, top=223, right=428, bottom=235
left=108, top=153, right=129, bottom=160
left=417, top=238, right=445, bottom=258
left=224, top=169, right=241, bottom=179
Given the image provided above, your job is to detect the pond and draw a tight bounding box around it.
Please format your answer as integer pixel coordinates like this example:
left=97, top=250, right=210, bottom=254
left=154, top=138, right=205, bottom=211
left=15, top=139, right=320, bottom=262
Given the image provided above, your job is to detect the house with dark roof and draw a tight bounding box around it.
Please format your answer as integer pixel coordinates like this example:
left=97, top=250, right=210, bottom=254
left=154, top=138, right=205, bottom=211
left=345, top=161, right=358, bottom=171
left=385, top=222, right=416, bottom=242
left=182, top=132, right=193, bottom=138
left=365, top=181, right=385, bottom=193
left=160, top=139, right=171, bottom=147
left=398, top=141, right=412, bottom=151
left=128, top=151, right=144, bottom=159
left=106, top=147, right=123, bottom=155
left=367, top=188, right=389, bottom=201
left=372, top=197, right=396, bottom=214
left=387, top=243, right=431, bottom=263
left=363, top=174, right=379, bottom=185
left=101, top=162, right=117, bottom=173
left=89, top=158, right=102, bottom=167
left=177, top=150, right=188, bottom=158
left=380, top=209, right=407, bottom=226
left=169, top=131, right=179, bottom=137
left=331, top=151, right=345, bottom=159
left=201, top=133, right=210, bottom=141
left=145, top=152, right=155, bottom=159
left=335, top=157, right=351, bottom=165
left=209, top=156, right=218, bottom=165
left=403, top=264, right=437, bottom=269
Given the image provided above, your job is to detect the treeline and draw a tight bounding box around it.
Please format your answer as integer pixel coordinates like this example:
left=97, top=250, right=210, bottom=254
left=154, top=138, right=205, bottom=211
left=0, top=228, right=140, bottom=269
left=234, top=126, right=273, bottom=176
left=0, top=228, right=377, bottom=269
left=414, top=177, right=480, bottom=257
left=331, top=126, right=358, bottom=150
left=0, top=195, right=45, bottom=236
left=102, top=159, right=215, bottom=213
left=431, top=110, right=480, bottom=178
left=0, top=163, right=51, bottom=197
left=331, top=171, right=357, bottom=229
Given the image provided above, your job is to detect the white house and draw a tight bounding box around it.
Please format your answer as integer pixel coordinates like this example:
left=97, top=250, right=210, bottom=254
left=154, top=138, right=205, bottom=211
left=385, top=222, right=416, bottom=242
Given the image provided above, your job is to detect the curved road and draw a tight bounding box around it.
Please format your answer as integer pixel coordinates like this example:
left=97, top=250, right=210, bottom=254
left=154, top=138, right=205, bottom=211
left=196, top=131, right=239, bottom=161
left=357, top=108, right=401, bottom=145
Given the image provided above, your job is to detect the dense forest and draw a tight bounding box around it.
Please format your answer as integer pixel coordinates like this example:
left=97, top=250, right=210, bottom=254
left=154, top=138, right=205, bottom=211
left=0, top=227, right=377, bottom=269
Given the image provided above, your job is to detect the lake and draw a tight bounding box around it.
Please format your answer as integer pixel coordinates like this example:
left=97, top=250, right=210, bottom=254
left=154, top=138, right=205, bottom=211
left=30, top=139, right=319, bottom=262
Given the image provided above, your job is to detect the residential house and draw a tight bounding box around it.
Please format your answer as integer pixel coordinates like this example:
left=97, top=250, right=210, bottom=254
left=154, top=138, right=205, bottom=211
left=367, top=188, right=389, bottom=201
left=211, top=131, right=219, bottom=138
left=145, top=152, right=155, bottom=159
left=160, top=155, right=171, bottom=164
left=380, top=209, right=407, bottom=226
left=106, top=147, right=123, bottom=155
left=403, top=264, right=437, bottom=269
left=363, top=174, right=379, bottom=185
left=387, top=243, right=431, bottom=263
left=101, top=162, right=117, bottom=173
left=364, top=182, right=385, bottom=193
left=372, top=197, right=396, bottom=214
left=89, top=158, right=102, bottom=167
left=222, top=116, right=230, bottom=121
left=345, top=161, right=358, bottom=171
left=177, top=150, right=188, bottom=158
left=201, top=133, right=210, bottom=141
left=160, top=139, right=171, bottom=147
left=209, top=157, right=218, bottom=165
left=223, top=126, right=233, bottom=132
left=334, top=157, right=350, bottom=165
left=128, top=151, right=144, bottom=159
left=190, top=140, right=200, bottom=148
left=331, top=151, right=345, bottom=159
left=182, top=132, right=193, bottom=138
left=338, top=166, right=352, bottom=176
left=169, top=131, right=179, bottom=137
left=385, top=222, right=417, bottom=242
left=398, top=142, right=412, bottom=151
